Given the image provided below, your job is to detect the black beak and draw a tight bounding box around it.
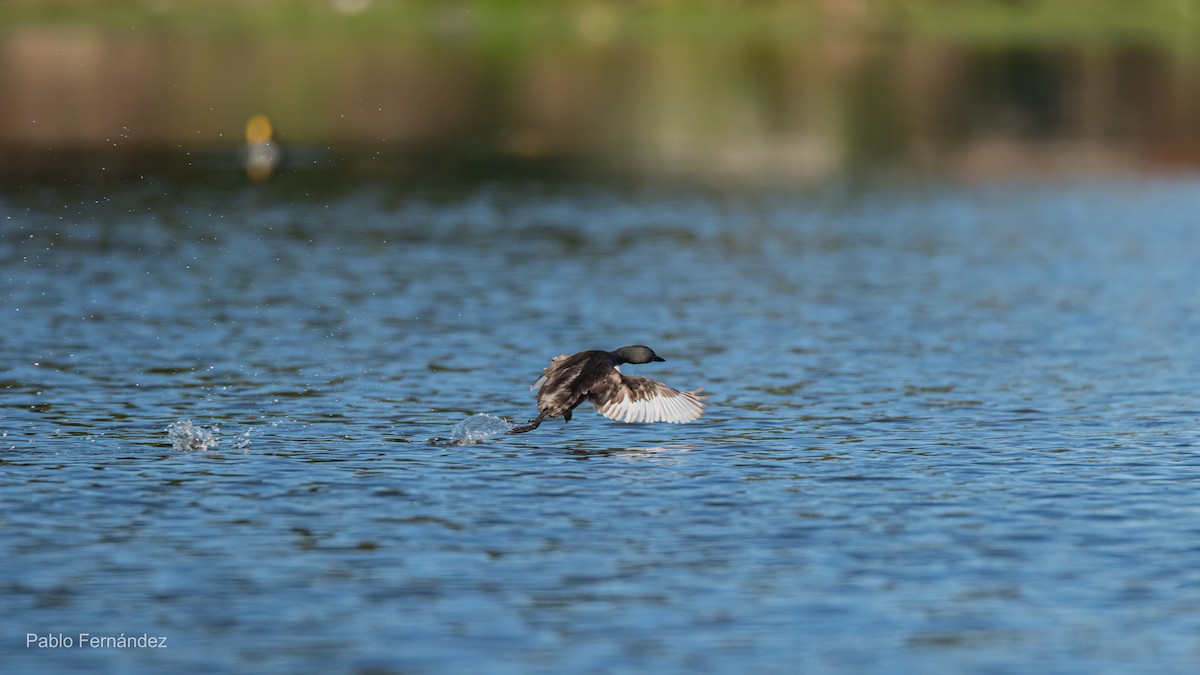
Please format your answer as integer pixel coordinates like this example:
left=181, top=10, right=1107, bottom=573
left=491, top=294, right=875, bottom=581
left=652, top=355, right=665, bottom=362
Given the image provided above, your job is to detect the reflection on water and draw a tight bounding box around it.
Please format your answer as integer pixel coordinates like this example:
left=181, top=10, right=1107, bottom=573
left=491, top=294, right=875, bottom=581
left=2, top=176, right=1200, bottom=672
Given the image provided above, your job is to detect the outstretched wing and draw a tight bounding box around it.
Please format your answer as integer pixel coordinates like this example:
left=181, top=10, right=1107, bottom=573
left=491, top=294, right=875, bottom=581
left=592, top=374, right=707, bottom=424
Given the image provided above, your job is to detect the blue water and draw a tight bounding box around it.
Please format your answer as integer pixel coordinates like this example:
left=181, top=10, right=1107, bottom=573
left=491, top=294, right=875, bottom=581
left=3, top=176, right=1200, bottom=673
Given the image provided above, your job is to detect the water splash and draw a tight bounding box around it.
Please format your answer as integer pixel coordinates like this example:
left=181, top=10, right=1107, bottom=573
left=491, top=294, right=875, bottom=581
left=229, top=427, right=253, bottom=450
left=448, top=414, right=513, bottom=445
left=167, top=420, right=220, bottom=451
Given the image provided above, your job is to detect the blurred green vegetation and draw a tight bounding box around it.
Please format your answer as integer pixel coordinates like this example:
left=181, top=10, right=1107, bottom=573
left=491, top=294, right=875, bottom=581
left=4, top=1, right=1200, bottom=182
left=1, top=0, right=1199, bottom=45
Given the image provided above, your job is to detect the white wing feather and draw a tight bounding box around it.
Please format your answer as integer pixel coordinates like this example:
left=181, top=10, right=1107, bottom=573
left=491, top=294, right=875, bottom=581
left=596, top=385, right=706, bottom=424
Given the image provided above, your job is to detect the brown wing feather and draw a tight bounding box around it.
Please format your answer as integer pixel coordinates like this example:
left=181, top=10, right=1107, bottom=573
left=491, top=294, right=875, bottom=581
left=532, top=351, right=613, bottom=418
left=530, top=354, right=571, bottom=392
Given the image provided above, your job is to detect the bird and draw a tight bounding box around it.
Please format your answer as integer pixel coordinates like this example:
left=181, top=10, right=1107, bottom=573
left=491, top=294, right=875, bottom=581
left=509, top=345, right=707, bottom=433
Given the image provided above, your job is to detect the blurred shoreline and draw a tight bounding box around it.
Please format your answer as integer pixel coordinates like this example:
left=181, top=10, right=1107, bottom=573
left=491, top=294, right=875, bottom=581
left=3, top=2, right=1200, bottom=184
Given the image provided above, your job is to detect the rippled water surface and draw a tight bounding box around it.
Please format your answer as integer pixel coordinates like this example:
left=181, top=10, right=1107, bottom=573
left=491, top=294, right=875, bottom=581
left=3, top=175, right=1200, bottom=673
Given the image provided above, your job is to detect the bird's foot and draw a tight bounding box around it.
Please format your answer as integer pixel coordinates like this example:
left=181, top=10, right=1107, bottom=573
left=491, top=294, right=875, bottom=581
left=509, top=414, right=545, bottom=434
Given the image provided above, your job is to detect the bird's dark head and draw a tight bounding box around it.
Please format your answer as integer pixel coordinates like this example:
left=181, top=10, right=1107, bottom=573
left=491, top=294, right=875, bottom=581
left=612, top=345, right=665, bottom=365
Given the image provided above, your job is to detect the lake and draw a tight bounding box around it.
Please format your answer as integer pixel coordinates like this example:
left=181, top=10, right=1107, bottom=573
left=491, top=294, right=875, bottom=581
left=2, top=169, right=1200, bottom=673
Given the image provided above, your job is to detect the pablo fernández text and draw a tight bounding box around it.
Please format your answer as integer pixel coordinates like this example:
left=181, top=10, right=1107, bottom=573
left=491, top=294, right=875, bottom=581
left=27, top=633, right=167, bottom=649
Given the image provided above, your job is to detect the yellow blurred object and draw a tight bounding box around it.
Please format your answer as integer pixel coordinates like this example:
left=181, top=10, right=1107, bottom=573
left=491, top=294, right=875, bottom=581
left=244, top=114, right=281, bottom=182
left=245, top=114, right=273, bottom=145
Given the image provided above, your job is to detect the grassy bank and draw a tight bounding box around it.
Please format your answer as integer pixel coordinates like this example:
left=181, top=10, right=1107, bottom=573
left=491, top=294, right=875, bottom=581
left=1, top=0, right=1199, bottom=46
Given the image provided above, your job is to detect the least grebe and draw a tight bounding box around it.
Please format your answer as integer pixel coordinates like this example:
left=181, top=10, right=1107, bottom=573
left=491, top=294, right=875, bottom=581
left=510, top=345, right=706, bottom=433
